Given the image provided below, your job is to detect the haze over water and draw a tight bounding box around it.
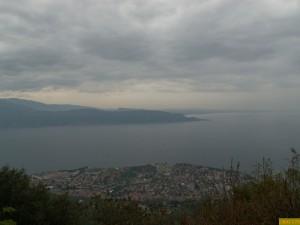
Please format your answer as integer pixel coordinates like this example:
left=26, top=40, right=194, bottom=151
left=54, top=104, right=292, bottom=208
left=1, top=0, right=300, bottom=176
left=0, top=111, right=299, bottom=173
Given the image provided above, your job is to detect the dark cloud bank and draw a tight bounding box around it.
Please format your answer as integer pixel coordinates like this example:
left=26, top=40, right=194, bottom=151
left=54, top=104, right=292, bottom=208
left=0, top=0, right=299, bottom=108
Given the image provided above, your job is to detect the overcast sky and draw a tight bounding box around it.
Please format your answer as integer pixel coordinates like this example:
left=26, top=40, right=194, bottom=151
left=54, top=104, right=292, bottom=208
left=0, top=0, right=299, bottom=110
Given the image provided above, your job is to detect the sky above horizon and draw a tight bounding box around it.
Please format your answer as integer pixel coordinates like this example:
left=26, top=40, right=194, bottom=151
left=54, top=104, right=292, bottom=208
left=0, top=0, right=299, bottom=110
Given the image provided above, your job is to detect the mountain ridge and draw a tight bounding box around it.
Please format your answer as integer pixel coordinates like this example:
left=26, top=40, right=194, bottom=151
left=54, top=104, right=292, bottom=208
left=0, top=98, right=200, bottom=128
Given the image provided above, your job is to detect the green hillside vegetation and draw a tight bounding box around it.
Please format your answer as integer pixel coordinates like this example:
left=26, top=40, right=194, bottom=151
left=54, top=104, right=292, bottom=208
left=1, top=150, right=300, bottom=225
left=190, top=149, right=300, bottom=225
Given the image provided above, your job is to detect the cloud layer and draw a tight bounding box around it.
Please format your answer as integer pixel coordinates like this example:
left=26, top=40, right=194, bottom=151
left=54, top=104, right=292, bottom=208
left=0, top=0, right=299, bottom=108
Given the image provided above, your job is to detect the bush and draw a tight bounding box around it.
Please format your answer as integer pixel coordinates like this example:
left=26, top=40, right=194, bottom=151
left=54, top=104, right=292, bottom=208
left=0, top=167, right=81, bottom=225
left=194, top=150, right=300, bottom=225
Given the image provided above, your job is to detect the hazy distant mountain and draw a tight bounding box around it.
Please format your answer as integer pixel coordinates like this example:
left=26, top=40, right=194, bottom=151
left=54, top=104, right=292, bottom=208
left=0, top=98, right=199, bottom=128
left=0, top=98, right=87, bottom=111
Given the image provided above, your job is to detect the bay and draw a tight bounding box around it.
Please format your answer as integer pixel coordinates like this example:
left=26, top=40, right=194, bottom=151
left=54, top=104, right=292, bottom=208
left=0, top=111, right=299, bottom=173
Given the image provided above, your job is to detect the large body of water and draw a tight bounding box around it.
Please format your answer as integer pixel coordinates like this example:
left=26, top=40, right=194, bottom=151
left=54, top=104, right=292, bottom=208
left=0, top=112, right=299, bottom=173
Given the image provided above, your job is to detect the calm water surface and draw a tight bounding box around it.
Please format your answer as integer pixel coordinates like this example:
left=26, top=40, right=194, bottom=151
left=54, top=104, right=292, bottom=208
left=0, top=112, right=299, bottom=173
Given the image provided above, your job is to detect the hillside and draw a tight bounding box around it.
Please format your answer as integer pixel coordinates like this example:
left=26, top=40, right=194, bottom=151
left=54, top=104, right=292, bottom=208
left=2, top=152, right=300, bottom=225
left=0, top=98, right=199, bottom=128
left=32, top=163, right=246, bottom=201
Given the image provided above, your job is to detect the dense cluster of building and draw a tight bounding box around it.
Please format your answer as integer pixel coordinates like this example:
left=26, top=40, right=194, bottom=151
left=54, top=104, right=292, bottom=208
left=32, top=163, right=240, bottom=201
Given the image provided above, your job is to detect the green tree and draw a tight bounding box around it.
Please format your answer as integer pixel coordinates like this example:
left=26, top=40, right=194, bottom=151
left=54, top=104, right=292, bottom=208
left=0, top=207, right=16, bottom=225
left=194, top=149, right=300, bottom=225
left=0, top=167, right=81, bottom=225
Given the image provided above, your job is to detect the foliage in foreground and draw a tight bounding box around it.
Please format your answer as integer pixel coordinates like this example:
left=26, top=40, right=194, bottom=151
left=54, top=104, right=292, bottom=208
left=0, top=207, right=16, bottom=225
left=1, top=150, right=300, bottom=225
left=0, top=166, right=176, bottom=225
left=192, top=149, right=300, bottom=225
left=0, top=167, right=81, bottom=225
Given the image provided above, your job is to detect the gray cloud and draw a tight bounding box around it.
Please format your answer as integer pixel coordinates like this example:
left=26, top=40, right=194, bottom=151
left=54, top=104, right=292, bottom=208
left=0, top=0, right=299, bottom=96
left=81, top=32, right=151, bottom=61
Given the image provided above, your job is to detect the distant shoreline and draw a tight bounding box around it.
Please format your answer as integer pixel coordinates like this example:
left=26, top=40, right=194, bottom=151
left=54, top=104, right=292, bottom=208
left=0, top=98, right=203, bottom=128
